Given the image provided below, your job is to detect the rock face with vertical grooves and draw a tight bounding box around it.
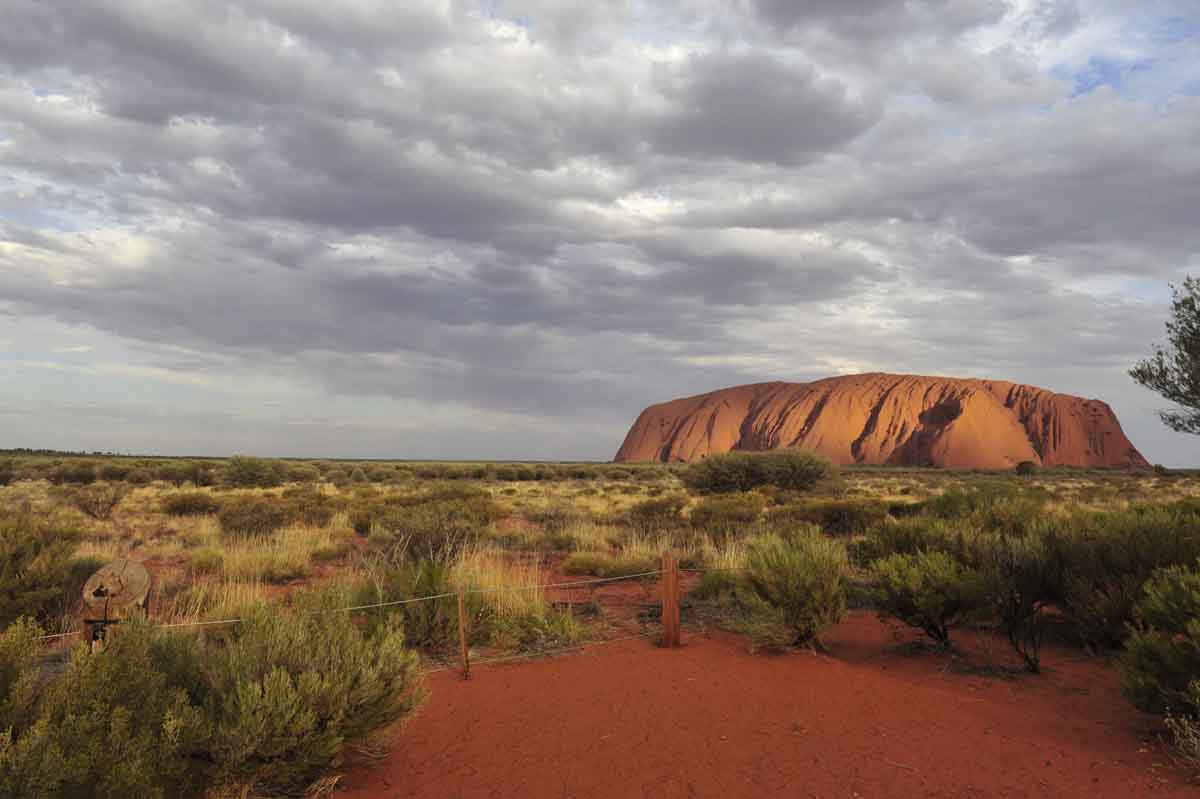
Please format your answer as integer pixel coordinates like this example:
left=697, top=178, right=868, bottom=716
left=613, top=373, right=1149, bottom=469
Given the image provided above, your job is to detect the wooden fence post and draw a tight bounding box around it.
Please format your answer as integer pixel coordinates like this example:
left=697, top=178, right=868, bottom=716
left=457, top=587, right=471, bottom=679
left=661, top=551, right=680, bottom=648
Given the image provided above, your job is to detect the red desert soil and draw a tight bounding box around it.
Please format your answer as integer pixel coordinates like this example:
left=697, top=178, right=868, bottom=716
left=613, top=372, right=1149, bottom=470
left=339, top=613, right=1190, bottom=799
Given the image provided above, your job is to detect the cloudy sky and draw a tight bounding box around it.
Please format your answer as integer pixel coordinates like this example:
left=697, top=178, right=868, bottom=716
left=1, top=1, right=1197, bottom=464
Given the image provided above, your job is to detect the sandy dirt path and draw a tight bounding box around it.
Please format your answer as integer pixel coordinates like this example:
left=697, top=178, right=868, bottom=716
left=340, top=612, right=1192, bottom=799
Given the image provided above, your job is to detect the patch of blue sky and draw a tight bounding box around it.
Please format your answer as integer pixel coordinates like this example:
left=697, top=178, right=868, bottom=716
left=0, top=207, right=83, bottom=233
left=1154, top=16, right=1199, bottom=45
left=1052, top=56, right=1157, bottom=98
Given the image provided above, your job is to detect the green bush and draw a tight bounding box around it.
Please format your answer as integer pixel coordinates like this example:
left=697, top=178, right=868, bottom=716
left=161, top=491, right=222, bottom=517
left=353, top=488, right=505, bottom=560
left=562, top=552, right=658, bottom=578
left=1120, top=561, right=1200, bottom=717
left=769, top=499, right=889, bottom=537
left=0, top=592, right=425, bottom=798
left=1015, top=460, right=1038, bottom=476
left=738, top=526, right=847, bottom=649
left=217, top=497, right=292, bottom=539
left=0, top=616, right=202, bottom=799
left=222, top=456, right=287, bottom=488
left=923, top=483, right=1047, bottom=536
left=154, top=463, right=192, bottom=488
left=853, top=517, right=983, bottom=567
left=47, top=461, right=96, bottom=486
left=187, top=548, right=224, bottom=577
left=95, top=463, right=132, bottom=482
left=287, top=464, right=323, bottom=483
left=63, top=483, right=128, bottom=521
left=628, top=494, right=687, bottom=533
left=194, top=591, right=424, bottom=793
left=0, top=462, right=13, bottom=487
left=0, top=618, right=41, bottom=735
left=870, top=551, right=986, bottom=647
left=682, top=449, right=838, bottom=494
left=982, top=534, right=1059, bottom=673
left=279, top=487, right=338, bottom=527
left=689, top=493, right=764, bottom=543
left=356, top=560, right=492, bottom=652
left=1054, top=506, right=1200, bottom=651
left=0, top=511, right=80, bottom=628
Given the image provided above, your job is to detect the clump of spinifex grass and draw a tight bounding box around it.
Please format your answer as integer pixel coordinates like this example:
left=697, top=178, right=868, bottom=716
left=452, top=546, right=583, bottom=652
left=220, top=522, right=354, bottom=584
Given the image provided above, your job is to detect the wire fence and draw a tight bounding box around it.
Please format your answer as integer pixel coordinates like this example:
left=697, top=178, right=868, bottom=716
left=33, top=568, right=672, bottom=642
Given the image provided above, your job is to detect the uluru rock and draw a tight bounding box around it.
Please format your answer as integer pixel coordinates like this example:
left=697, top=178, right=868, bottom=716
left=614, top=373, right=1149, bottom=470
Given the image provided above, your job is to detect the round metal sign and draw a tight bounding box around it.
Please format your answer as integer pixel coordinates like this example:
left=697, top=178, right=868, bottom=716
left=81, top=559, right=151, bottom=619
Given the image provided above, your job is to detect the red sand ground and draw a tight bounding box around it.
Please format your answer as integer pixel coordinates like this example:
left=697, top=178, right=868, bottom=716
left=339, top=612, right=1193, bottom=799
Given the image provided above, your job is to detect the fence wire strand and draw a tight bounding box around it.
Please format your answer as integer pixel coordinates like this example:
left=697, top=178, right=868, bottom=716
left=34, top=568, right=666, bottom=641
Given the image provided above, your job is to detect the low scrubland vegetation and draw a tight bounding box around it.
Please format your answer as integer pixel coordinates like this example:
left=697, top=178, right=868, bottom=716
left=3, top=449, right=1200, bottom=786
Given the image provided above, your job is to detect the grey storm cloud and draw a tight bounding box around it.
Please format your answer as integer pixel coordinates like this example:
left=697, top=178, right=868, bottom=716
left=647, top=51, right=880, bottom=164
left=1, top=0, right=1198, bottom=462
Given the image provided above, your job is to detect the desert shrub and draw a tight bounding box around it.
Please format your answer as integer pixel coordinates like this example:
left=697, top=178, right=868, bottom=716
left=94, top=462, right=131, bottom=482
left=0, top=618, right=41, bottom=736
left=187, top=548, right=224, bottom=577
left=1053, top=507, right=1200, bottom=651
left=187, top=462, right=219, bottom=487
left=689, top=493, right=765, bottom=543
left=125, top=468, right=153, bottom=485
left=0, top=511, right=81, bottom=628
left=161, top=491, right=222, bottom=517
left=452, top=552, right=583, bottom=652
left=738, top=526, right=847, bottom=649
left=63, top=482, right=128, bottom=521
left=356, top=559, right=492, bottom=652
left=0, top=462, right=12, bottom=487
left=354, top=488, right=505, bottom=560
left=1015, top=460, right=1038, bottom=476
left=869, top=551, right=987, bottom=647
left=348, top=467, right=369, bottom=483
left=154, top=463, right=192, bottom=488
left=0, top=616, right=203, bottom=799
left=982, top=534, right=1059, bottom=673
left=280, top=487, right=337, bottom=527
left=380, top=504, right=489, bottom=561
left=1120, top=561, right=1200, bottom=717
left=526, top=504, right=581, bottom=535
left=769, top=499, right=889, bottom=537
left=562, top=552, right=659, bottom=578
left=217, top=496, right=293, bottom=539
left=628, top=494, right=687, bottom=533
left=1, top=592, right=425, bottom=799
left=193, top=590, right=424, bottom=794
left=287, top=463, right=323, bottom=483
left=923, top=483, right=1047, bottom=536
left=222, top=455, right=286, bottom=488
left=47, top=461, right=96, bottom=486
left=853, top=517, right=983, bottom=567
left=682, top=449, right=838, bottom=494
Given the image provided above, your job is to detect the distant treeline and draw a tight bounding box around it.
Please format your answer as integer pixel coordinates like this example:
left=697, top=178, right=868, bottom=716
left=0, top=453, right=681, bottom=488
